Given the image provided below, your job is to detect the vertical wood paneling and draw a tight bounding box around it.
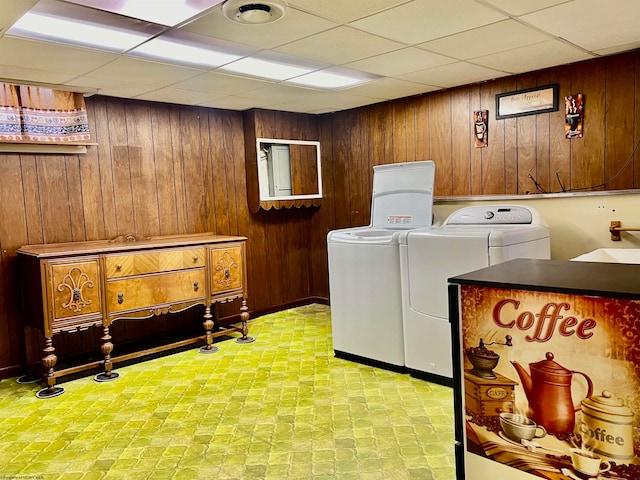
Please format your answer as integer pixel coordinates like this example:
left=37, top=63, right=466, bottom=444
left=482, top=80, right=510, bottom=194
left=604, top=53, right=635, bottom=191
left=570, top=60, right=606, bottom=191
left=535, top=71, right=552, bottom=193
left=469, top=86, right=483, bottom=195
left=415, top=96, right=429, bottom=162
left=635, top=52, right=640, bottom=188
left=150, top=105, right=180, bottom=236
left=451, top=88, right=471, bottom=196
left=515, top=74, right=538, bottom=194
left=549, top=67, right=572, bottom=194
left=429, top=92, right=453, bottom=196
left=502, top=79, right=519, bottom=195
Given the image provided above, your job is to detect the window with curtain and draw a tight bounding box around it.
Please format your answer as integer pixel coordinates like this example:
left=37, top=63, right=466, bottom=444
left=0, top=83, right=91, bottom=143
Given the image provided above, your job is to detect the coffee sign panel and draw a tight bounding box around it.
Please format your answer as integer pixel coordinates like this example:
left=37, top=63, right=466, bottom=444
left=459, top=285, right=640, bottom=479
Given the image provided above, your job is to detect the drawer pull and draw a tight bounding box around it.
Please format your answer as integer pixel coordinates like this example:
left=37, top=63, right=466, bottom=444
left=225, top=268, right=230, bottom=279
left=117, top=293, right=124, bottom=304
left=116, top=264, right=122, bottom=270
left=193, top=256, right=199, bottom=263
left=193, top=281, right=199, bottom=292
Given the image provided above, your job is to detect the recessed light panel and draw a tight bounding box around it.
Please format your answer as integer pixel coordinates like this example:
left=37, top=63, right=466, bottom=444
left=8, top=0, right=165, bottom=52
left=64, top=0, right=225, bottom=27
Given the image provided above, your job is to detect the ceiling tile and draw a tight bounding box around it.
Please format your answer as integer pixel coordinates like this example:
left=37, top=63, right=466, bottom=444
left=274, top=26, right=406, bottom=65
left=181, top=6, right=338, bottom=50
left=344, top=77, right=437, bottom=100
left=87, top=57, right=205, bottom=87
left=134, top=87, right=220, bottom=105
left=287, top=0, right=410, bottom=23
left=70, top=75, right=162, bottom=99
left=480, top=0, right=571, bottom=16
left=471, top=39, right=595, bottom=74
left=349, top=0, right=507, bottom=45
left=0, top=0, right=37, bottom=34
left=520, top=0, right=640, bottom=51
left=0, top=64, right=77, bottom=86
left=399, top=62, right=507, bottom=88
left=199, top=95, right=277, bottom=110
left=172, top=72, right=272, bottom=96
left=418, top=20, right=553, bottom=60
left=264, top=92, right=383, bottom=114
left=343, top=47, right=456, bottom=76
left=0, top=37, right=118, bottom=75
left=235, top=83, right=325, bottom=103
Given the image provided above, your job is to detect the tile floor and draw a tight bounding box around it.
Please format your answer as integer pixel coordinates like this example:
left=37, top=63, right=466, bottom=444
left=0, top=304, right=456, bottom=479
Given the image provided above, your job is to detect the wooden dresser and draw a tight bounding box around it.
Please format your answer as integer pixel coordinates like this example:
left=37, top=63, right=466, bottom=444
left=17, top=233, right=250, bottom=398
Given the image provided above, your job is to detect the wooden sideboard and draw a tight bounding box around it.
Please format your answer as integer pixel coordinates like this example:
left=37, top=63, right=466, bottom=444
left=17, top=233, right=250, bottom=398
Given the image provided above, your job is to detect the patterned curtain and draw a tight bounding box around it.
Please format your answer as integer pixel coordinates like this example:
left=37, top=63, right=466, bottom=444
left=0, top=83, right=23, bottom=141
left=18, top=85, right=91, bottom=143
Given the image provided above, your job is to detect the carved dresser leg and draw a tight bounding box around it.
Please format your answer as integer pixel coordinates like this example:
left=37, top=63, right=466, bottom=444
left=36, top=337, right=65, bottom=398
left=235, top=298, right=255, bottom=344
left=199, top=305, right=219, bottom=354
left=95, top=325, right=120, bottom=382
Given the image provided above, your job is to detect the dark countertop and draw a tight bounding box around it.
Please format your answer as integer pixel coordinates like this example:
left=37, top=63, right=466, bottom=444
left=448, top=258, right=640, bottom=299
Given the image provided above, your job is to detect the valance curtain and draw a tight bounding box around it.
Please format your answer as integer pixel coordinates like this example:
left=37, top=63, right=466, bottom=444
left=19, top=86, right=90, bottom=143
left=0, top=83, right=23, bottom=141
left=0, top=82, right=90, bottom=143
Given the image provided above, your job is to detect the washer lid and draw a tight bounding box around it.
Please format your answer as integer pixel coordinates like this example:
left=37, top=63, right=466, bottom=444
left=327, top=227, right=399, bottom=244
left=371, top=161, right=435, bottom=229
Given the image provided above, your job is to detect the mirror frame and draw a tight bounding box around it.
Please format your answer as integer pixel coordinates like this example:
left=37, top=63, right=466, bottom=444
left=256, top=138, right=322, bottom=202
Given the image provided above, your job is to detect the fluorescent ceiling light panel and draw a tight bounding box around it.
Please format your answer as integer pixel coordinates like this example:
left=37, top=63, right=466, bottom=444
left=9, top=12, right=155, bottom=52
left=287, top=70, right=368, bottom=89
left=65, top=0, right=225, bottom=27
left=130, top=39, right=242, bottom=67
left=219, top=58, right=314, bottom=81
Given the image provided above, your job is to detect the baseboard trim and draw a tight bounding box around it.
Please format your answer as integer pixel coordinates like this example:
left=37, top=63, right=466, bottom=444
left=334, top=350, right=408, bottom=374
left=407, top=368, right=454, bottom=387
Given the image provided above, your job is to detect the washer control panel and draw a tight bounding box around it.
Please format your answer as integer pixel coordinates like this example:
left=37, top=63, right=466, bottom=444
left=445, top=206, right=533, bottom=225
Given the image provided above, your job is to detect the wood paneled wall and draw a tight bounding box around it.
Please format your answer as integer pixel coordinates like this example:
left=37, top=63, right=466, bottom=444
left=321, top=51, right=640, bottom=230
left=0, top=50, right=638, bottom=378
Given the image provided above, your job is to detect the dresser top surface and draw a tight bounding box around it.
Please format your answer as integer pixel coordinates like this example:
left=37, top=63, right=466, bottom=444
left=17, top=233, right=247, bottom=258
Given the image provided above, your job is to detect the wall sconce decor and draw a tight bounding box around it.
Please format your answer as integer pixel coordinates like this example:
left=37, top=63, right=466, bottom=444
left=565, top=94, right=584, bottom=139
left=473, top=110, right=488, bottom=148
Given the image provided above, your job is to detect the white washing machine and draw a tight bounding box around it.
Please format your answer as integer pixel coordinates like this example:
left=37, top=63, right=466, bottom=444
left=400, top=205, right=550, bottom=385
left=327, top=161, right=436, bottom=371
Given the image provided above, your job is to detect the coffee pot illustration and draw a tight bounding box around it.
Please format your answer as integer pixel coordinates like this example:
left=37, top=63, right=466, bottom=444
left=511, top=352, right=593, bottom=434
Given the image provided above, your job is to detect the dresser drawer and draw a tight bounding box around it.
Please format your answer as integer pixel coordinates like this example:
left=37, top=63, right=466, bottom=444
left=46, top=257, right=102, bottom=331
left=106, top=269, right=206, bottom=313
left=210, top=245, right=244, bottom=295
left=105, top=247, right=205, bottom=278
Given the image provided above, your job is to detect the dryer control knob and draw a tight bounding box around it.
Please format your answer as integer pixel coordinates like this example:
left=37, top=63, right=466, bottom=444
left=484, top=211, right=495, bottom=219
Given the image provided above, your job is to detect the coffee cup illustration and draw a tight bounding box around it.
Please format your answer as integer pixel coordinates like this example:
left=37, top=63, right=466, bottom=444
left=569, top=448, right=611, bottom=476
left=499, top=412, right=547, bottom=443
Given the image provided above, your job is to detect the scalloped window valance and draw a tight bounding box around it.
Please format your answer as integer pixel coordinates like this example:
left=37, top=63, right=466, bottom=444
left=0, top=82, right=90, bottom=144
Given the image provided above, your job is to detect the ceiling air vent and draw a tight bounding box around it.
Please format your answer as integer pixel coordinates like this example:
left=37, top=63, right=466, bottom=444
left=222, top=0, right=287, bottom=25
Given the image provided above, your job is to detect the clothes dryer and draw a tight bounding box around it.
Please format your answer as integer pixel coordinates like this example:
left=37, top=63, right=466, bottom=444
left=327, top=161, right=435, bottom=371
left=400, top=205, right=550, bottom=385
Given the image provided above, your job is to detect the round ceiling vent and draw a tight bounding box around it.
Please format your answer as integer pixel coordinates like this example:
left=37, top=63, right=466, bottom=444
left=222, top=0, right=287, bottom=25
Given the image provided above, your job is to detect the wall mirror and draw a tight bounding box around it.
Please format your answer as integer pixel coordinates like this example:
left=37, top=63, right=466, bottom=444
left=256, top=138, right=322, bottom=201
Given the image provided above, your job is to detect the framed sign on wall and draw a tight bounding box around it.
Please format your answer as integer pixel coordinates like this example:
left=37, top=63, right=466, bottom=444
left=495, top=84, right=559, bottom=120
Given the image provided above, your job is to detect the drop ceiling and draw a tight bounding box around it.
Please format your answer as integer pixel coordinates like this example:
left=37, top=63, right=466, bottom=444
left=0, top=0, right=638, bottom=114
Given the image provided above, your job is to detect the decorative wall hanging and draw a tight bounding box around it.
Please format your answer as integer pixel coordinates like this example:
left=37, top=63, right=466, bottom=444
left=564, top=93, right=584, bottom=139
left=473, top=110, right=488, bottom=148
left=495, top=84, right=558, bottom=119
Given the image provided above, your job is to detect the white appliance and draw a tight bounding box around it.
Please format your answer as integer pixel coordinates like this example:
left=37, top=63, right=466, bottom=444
left=400, top=205, right=550, bottom=385
left=327, top=161, right=436, bottom=371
